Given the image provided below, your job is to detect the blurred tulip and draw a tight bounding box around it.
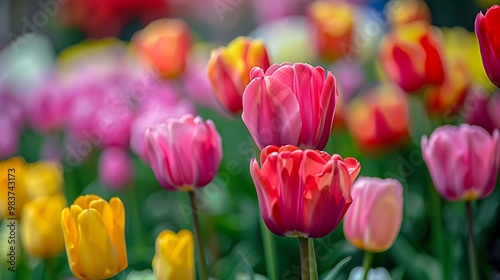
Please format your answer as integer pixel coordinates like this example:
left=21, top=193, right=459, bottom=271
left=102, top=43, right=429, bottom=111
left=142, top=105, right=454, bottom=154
left=61, top=194, right=127, bottom=279
left=144, top=115, right=222, bottom=191
left=475, top=5, right=500, bottom=87
left=58, top=0, right=168, bottom=38
left=0, top=157, right=27, bottom=219
left=21, top=194, right=66, bottom=259
left=348, top=266, right=392, bottom=280
left=0, top=118, right=19, bottom=160
left=132, top=18, right=191, bottom=79
left=385, top=0, right=431, bottom=27
left=465, top=87, right=499, bottom=133
left=346, top=84, right=410, bottom=152
left=422, top=124, right=500, bottom=201
left=249, top=16, right=316, bottom=64
left=343, top=177, right=403, bottom=252
left=242, top=63, right=338, bottom=150
left=152, top=230, right=195, bottom=280
left=252, top=0, right=305, bottom=23
left=98, top=147, right=134, bottom=190
left=379, top=21, right=445, bottom=92
left=250, top=145, right=361, bottom=238
left=442, top=26, right=494, bottom=91
left=207, top=37, right=271, bottom=114
left=424, top=58, right=470, bottom=118
left=24, top=160, right=63, bottom=200
left=308, top=1, right=355, bottom=61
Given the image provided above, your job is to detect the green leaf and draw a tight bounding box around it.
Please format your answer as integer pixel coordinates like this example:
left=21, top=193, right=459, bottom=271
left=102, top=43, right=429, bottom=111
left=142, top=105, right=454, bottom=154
left=321, top=256, right=352, bottom=280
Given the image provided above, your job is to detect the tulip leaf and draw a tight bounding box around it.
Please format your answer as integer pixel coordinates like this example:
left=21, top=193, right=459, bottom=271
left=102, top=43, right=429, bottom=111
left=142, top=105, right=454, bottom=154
left=321, top=256, right=352, bottom=280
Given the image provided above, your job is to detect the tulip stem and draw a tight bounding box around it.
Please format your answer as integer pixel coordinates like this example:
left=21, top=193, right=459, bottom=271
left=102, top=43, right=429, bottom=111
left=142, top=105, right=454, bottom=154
left=189, top=190, right=208, bottom=280
left=466, top=201, right=479, bottom=280
left=298, top=237, right=310, bottom=280
left=260, top=217, right=279, bottom=280
left=44, top=258, right=56, bottom=280
left=308, top=238, right=318, bottom=280
left=362, top=251, right=373, bottom=280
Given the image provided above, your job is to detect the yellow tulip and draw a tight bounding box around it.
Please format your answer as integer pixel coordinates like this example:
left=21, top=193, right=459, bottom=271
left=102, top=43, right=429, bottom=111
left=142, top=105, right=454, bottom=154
left=61, top=194, right=127, bottom=280
left=21, top=194, right=67, bottom=259
left=24, top=160, right=64, bottom=200
left=0, top=157, right=27, bottom=219
left=152, top=230, right=195, bottom=280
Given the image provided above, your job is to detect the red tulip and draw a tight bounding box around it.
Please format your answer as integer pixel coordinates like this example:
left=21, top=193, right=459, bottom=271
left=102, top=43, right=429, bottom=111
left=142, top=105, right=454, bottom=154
left=207, top=37, right=271, bottom=114
left=242, top=63, right=338, bottom=150
left=144, top=115, right=222, bottom=191
left=422, top=124, right=500, bottom=201
left=379, top=21, right=445, bottom=93
left=475, top=5, right=500, bottom=87
left=250, top=145, right=360, bottom=238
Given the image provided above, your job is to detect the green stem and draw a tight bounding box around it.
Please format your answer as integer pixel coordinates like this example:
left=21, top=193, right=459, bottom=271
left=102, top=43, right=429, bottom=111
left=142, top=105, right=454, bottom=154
left=260, top=217, right=278, bottom=280
left=428, top=183, right=445, bottom=273
left=298, top=237, right=310, bottom=280
left=44, top=258, right=55, bottom=280
left=466, top=201, right=479, bottom=280
left=189, top=191, right=208, bottom=280
left=307, top=238, right=318, bottom=280
left=362, top=251, right=373, bottom=280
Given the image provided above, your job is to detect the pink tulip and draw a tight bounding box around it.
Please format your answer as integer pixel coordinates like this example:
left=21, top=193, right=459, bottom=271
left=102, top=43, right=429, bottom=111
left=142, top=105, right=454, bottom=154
left=242, top=63, right=338, bottom=150
left=98, top=147, right=134, bottom=190
left=343, top=177, right=403, bottom=252
left=144, top=115, right=222, bottom=191
left=475, top=5, right=500, bottom=87
left=421, top=124, right=500, bottom=201
left=250, top=145, right=360, bottom=238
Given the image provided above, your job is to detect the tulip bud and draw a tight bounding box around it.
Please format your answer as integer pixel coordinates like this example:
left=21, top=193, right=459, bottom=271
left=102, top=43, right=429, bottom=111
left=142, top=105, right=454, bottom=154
left=250, top=145, right=361, bottom=238
left=144, top=114, right=222, bottom=191
left=132, top=18, right=191, bottom=78
left=98, top=147, right=134, bottom=190
left=21, top=194, right=67, bottom=259
left=422, top=124, right=500, bottom=201
left=24, top=160, right=64, bottom=200
left=385, top=0, right=431, bottom=27
left=152, top=230, right=195, bottom=280
left=308, top=1, right=355, bottom=61
left=242, top=63, right=338, bottom=150
left=343, top=177, right=403, bottom=252
left=207, top=36, right=271, bottom=114
left=61, top=194, right=127, bottom=279
left=379, top=21, right=445, bottom=93
left=475, top=5, right=500, bottom=87
left=345, top=84, right=410, bottom=153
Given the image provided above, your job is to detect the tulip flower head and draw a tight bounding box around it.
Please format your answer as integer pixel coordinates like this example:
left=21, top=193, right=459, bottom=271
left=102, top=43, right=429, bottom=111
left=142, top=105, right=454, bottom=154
left=21, top=194, right=67, bottom=259
left=250, top=145, right=360, bottom=238
left=152, top=230, right=195, bottom=280
left=242, top=63, right=338, bottom=150
left=207, top=36, right=271, bottom=114
left=98, top=147, right=134, bottom=190
left=422, top=124, right=500, bottom=201
left=132, top=18, right=191, bottom=78
left=379, top=21, right=445, bottom=93
left=343, top=177, right=403, bottom=252
left=24, top=160, right=64, bottom=200
left=144, top=114, right=222, bottom=191
left=61, top=194, right=127, bottom=279
left=475, top=5, right=500, bottom=87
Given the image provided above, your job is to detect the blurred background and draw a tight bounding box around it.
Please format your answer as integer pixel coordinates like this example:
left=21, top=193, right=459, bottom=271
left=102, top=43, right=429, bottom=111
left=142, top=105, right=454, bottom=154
left=1, top=0, right=500, bottom=279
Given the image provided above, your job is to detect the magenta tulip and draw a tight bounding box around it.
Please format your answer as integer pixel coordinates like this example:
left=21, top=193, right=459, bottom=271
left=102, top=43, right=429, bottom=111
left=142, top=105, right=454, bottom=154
left=242, top=63, right=338, bottom=150
left=343, top=177, right=403, bottom=252
left=475, top=5, right=500, bottom=87
left=98, top=147, right=134, bottom=190
left=144, top=115, right=222, bottom=191
left=250, top=145, right=360, bottom=238
left=422, top=124, right=500, bottom=201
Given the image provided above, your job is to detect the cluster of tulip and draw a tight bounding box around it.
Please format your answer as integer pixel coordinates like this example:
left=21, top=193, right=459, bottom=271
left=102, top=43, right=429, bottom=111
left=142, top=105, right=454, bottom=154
left=1, top=0, right=500, bottom=279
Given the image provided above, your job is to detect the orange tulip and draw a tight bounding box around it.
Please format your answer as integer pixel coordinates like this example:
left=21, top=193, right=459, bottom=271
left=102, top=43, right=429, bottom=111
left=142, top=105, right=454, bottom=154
left=132, top=18, right=191, bottom=78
